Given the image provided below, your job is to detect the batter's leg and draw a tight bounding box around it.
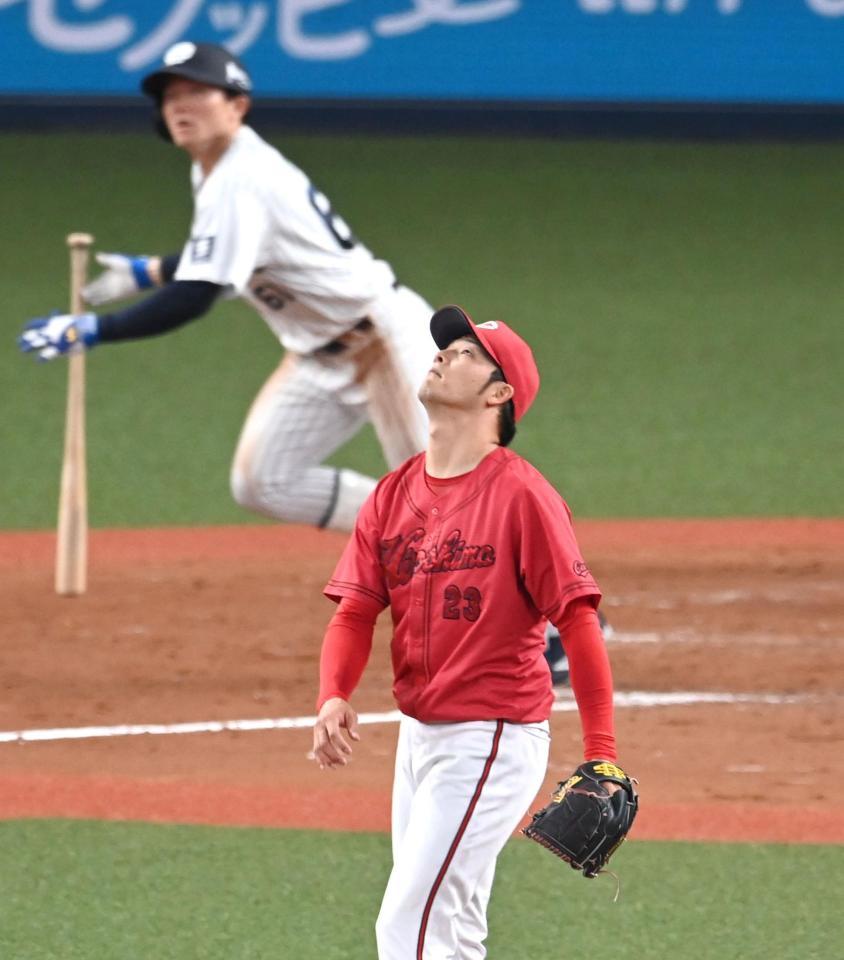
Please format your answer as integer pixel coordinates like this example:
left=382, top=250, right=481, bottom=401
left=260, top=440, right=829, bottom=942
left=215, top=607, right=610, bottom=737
left=358, top=285, right=435, bottom=469
left=230, top=353, right=375, bottom=531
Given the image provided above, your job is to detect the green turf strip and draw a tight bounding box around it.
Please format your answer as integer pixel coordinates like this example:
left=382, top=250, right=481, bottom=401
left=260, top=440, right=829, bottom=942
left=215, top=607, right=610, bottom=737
left=2, top=134, right=842, bottom=527
left=0, top=820, right=840, bottom=959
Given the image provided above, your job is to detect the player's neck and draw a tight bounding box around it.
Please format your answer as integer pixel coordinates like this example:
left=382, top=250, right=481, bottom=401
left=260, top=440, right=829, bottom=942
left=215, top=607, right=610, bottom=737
left=189, top=132, right=237, bottom=177
left=425, top=416, right=499, bottom=478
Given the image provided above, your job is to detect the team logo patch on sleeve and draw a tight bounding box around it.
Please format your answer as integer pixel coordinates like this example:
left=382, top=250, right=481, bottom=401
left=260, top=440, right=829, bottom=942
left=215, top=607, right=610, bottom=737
left=190, top=236, right=216, bottom=262
left=572, top=560, right=590, bottom=578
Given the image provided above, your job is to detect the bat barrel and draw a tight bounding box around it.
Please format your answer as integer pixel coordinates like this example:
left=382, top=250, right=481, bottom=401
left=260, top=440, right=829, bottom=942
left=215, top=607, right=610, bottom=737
left=55, top=233, right=94, bottom=596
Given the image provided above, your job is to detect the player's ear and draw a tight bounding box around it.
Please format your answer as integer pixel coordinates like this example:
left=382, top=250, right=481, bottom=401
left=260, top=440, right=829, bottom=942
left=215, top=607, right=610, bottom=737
left=487, top=382, right=514, bottom=408
left=233, top=94, right=251, bottom=120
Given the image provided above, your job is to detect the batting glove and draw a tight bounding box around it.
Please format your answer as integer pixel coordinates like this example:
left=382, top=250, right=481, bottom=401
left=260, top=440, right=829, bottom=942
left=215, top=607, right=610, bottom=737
left=82, top=252, right=155, bottom=306
left=18, top=313, right=99, bottom=361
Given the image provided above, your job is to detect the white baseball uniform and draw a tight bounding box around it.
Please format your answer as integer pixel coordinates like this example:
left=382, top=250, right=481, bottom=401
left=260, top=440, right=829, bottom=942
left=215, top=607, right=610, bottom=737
left=175, top=125, right=435, bottom=530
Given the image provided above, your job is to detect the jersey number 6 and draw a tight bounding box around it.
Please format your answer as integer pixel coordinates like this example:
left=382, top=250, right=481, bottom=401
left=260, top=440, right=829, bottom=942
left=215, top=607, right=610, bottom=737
left=443, top=585, right=481, bottom=622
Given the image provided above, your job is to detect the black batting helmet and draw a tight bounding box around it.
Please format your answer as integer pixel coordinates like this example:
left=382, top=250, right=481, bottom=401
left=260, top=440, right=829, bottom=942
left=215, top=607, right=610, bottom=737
left=141, top=41, right=252, bottom=140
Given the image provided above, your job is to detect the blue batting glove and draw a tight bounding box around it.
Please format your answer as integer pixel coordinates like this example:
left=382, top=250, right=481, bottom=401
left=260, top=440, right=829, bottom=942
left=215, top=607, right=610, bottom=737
left=18, top=312, right=99, bottom=361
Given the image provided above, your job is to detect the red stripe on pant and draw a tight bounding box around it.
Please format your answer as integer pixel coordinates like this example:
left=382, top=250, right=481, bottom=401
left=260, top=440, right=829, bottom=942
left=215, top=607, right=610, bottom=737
left=415, top=719, right=504, bottom=960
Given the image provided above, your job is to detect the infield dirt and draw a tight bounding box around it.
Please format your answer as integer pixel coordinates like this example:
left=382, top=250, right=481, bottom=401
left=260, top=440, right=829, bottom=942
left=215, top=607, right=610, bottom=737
left=1, top=520, right=841, bottom=843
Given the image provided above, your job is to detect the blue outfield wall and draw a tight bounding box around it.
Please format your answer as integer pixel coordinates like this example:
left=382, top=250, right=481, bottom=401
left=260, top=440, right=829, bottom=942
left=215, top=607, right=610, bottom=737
left=1, top=1, right=844, bottom=106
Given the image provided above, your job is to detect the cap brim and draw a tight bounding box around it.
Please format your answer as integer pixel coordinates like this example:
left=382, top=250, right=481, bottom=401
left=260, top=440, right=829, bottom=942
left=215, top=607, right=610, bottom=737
left=141, top=67, right=188, bottom=99
left=141, top=65, right=250, bottom=99
left=430, top=305, right=474, bottom=350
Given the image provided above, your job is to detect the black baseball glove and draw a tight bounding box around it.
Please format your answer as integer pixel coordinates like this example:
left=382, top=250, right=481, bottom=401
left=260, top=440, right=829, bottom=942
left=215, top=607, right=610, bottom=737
left=523, top=760, right=638, bottom=878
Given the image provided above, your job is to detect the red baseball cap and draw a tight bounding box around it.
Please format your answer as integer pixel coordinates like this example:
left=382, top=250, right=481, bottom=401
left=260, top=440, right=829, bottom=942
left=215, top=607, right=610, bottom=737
left=430, top=305, right=540, bottom=421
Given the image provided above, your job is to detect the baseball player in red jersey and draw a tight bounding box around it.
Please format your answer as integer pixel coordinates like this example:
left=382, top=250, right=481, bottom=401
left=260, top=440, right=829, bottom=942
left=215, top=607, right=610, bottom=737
left=312, top=305, right=624, bottom=959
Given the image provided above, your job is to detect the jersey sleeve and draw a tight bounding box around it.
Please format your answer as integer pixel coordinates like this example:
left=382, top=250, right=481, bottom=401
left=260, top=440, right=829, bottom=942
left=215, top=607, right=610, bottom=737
left=556, top=598, right=616, bottom=761
left=324, top=488, right=390, bottom=608
left=517, top=481, right=601, bottom=624
left=175, top=178, right=268, bottom=295
left=317, top=594, right=382, bottom=710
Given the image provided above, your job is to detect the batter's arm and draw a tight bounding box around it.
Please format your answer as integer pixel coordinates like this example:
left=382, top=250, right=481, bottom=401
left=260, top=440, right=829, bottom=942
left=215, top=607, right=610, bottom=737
left=100, top=251, right=182, bottom=287
left=95, top=280, right=223, bottom=342
left=82, top=251, right=181, bottom=306
left=17, top=279, right=222, bottom=363
left=158, top=253, right=182, bottom=283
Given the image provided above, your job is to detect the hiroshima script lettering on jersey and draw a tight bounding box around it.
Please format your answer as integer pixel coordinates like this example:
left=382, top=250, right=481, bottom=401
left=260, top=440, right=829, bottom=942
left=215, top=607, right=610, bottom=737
left=380, top=528, right=495, bottom=586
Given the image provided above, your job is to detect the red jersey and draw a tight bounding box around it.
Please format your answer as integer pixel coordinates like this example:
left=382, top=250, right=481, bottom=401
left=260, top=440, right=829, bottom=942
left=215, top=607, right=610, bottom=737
left=324, top=447, right=601, bottom=724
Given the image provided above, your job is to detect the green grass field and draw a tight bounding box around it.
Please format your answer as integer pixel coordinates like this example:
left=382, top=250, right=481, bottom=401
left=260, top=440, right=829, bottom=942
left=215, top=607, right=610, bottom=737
left=2, top=133, right=843, bottom=528
left=0, top=820, right=840, bottom=960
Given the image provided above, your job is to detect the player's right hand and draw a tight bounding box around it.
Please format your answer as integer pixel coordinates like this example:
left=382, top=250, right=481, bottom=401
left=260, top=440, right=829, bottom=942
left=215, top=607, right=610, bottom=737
left=18, top=313, right=99, bottom=361
left=312, top=697, right=361, bottom=770
left=82, top=252, right=156, bottom=306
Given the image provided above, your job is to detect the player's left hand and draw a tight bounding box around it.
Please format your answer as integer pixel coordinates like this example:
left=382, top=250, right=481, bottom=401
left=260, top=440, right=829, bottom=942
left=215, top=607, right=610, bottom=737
left=18, top=313, right=99, bottom=361
left=82, top=252, right=157, bottom=306
left=523, top=760, right=638, bottom=879
left=312, top=696, right=360, bottom=770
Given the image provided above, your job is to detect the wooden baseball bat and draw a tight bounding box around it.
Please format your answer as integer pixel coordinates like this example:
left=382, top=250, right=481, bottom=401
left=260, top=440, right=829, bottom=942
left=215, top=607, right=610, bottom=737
left=55, top=232, right=94, bottom=596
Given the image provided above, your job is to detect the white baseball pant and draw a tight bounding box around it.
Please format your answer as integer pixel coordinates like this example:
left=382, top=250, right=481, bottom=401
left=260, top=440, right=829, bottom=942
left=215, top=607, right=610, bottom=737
left=230, top=285, right=434, bottom=531
left=376, top=716, right=550, bottom=959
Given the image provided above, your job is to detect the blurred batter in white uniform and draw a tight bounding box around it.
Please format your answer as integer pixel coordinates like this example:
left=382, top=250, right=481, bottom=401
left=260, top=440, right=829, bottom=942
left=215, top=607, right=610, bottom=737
left=20, top=42, right=434, bottom=531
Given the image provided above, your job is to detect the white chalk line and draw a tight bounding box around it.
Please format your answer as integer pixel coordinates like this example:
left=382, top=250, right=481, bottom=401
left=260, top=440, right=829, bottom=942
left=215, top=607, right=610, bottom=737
left=0, top=691, right=828, bottom=746
left=607, top=628, right=844, bottom=647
